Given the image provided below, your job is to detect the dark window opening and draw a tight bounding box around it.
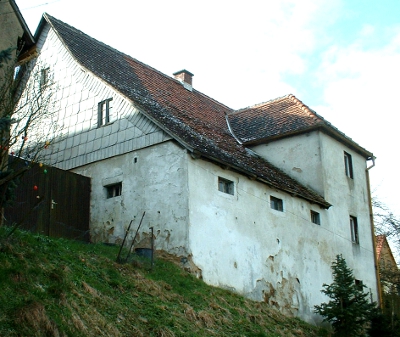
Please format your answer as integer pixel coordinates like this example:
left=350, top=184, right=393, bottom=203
left=106, top=182, right=122, bottom=198
left=270, top=196, right=283, bottom=212
left=311, top=211, right=321, bottom=225
left=218, top=177, right=234, bottom=195
left=40, top=67, right=49, bottom=89
left=344, top=151, right=354, bottom=178
left=98, top=97, right=113, bottom=127
left=355, top=279, right=363, bottom=291
left=350, top=216, right=359, bottom=244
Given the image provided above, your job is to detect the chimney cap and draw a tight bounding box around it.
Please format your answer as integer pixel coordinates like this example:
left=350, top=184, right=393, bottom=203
left=173, top=69, right=194, bottom=77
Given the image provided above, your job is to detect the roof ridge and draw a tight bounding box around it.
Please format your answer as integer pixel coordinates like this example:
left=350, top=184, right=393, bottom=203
left=231, top=94, right=291, bottom=114
left=231, top=94, right=320, bottom=122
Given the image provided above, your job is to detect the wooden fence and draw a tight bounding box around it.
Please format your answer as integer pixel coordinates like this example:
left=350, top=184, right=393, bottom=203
left=4, top=159, right=91, bottom=242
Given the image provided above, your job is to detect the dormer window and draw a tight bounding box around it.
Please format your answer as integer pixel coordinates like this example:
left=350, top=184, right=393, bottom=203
left=98, top=98, right=113, bottom=127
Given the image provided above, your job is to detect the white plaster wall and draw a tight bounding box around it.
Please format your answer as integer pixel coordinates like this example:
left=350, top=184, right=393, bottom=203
left=318, top=133, right=377, bottom=285
left=187, top=156, right=378, bottom=323
left=251, top=131, right=377, bottom=294
left=71, top=141, right=190, bottom=255
left=251, top=131, right=325, bottom=196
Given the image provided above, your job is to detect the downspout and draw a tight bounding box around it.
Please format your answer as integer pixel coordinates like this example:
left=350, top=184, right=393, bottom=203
left=366, top=156, right=382, bottom=307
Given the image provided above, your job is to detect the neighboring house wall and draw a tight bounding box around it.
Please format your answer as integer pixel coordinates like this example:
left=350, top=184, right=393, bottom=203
left=0, top=0, right=33, bottom=79
left=0, top=0, right=21, bottom=59
left=187, top=155, right=377, bottom=322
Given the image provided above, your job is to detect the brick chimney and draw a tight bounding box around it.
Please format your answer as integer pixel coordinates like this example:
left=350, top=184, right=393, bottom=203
left=173, top=69, right=194, bottom=91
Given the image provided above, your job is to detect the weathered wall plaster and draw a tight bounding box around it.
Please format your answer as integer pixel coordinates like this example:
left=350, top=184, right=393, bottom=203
left=187, top=153, right=377, bottom=323
left=72, top=141, right=190, bottom=255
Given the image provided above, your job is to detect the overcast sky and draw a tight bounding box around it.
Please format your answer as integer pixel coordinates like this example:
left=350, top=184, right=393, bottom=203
left=16, top=0, right=400, bottom=220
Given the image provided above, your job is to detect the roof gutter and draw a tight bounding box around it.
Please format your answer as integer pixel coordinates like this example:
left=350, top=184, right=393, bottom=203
left=367, top=156, right=376, bottom=170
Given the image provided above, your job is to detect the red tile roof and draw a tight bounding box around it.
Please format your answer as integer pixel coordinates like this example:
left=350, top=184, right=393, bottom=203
left=376, top=235, right=385, bottom=260
left=38, top=14, right=342, bottom=208
left=228, top=95, right=373, bottom=158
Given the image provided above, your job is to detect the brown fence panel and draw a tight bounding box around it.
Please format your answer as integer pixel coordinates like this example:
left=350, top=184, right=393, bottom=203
left=48, top=166, right=91, bottom=241
left=4, top=158, right=91, bottom=242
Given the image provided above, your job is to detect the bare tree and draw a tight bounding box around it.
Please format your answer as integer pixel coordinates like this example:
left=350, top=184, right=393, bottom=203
left=373, top=197, right=400, bottom=324
left=0, top=49, right=57, bottom=215
left=373, top=198, right=400, bottom=262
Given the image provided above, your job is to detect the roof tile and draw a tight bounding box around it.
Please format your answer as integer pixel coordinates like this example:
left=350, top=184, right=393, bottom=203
left=43, top=14, right=332, bottom=208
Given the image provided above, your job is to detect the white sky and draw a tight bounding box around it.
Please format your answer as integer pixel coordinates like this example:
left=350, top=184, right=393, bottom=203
left=15, top=0, right=400, bottom=219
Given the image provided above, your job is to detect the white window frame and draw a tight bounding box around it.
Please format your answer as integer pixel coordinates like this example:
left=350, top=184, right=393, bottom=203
left=98, top=97, right=113, bottom=127
left=106, top=182, right=122, bottom=198
left=350, top=216, right=359, bottom=244
left=344, top=151, right=354, bottom=179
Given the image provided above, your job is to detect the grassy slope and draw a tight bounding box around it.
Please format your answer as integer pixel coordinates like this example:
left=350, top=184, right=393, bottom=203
left=0, top=228, right=327, bottom=337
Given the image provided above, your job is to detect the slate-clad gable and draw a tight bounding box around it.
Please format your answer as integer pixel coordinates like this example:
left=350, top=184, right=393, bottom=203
left=41, top=14, right=332, bottom=208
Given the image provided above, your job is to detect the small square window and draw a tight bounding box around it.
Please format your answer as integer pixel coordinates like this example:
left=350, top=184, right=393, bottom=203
left=355, top=279, right=363, bottom=291
left=311, top=211, right=321, bottom=225
left=106, top=182, right=122, bottom=198
left=350, top=216, right=359, bottom=244
left=344, top=151, right=353, bottom=179
left=270, top=196, right=283, bottom=212
left=98, top=97, right=113, bottom=127
left=218, top=177, right=234, bottom=195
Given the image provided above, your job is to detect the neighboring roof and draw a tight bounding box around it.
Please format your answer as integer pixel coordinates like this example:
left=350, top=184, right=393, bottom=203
left=376, top=235, right=397, bottom=265
left=36, top=14, right=335, bottom=208
left=9, top=0, right=35, bottom=50
left=228, top=95, right=373, bottom=158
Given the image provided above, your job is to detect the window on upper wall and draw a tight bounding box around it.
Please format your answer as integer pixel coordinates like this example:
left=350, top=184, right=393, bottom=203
left=98, top=97, right=113, bottom=127
left=270, top=196, right=283, bottom=212
left=106, top=182, right=122, bottom=198
left=344, top=151, right=353, bottom=178
left=218, top=177, right=234, bottom=195
left=40, top=67, right=50, bottom=89
left=311, top=210, right=321, bottom=225
left=350, top=216, right=359, bottom=244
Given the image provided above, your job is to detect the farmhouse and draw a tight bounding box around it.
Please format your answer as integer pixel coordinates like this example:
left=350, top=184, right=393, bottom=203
left=19, top=13, right=379, bottom=323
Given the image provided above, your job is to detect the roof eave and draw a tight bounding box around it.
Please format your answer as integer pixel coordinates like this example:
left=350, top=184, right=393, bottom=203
left=191, top=149, right=331, bottom=209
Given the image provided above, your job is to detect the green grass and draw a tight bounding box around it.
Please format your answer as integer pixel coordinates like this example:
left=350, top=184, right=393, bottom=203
left=0, top=227, right=328, bottom=336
